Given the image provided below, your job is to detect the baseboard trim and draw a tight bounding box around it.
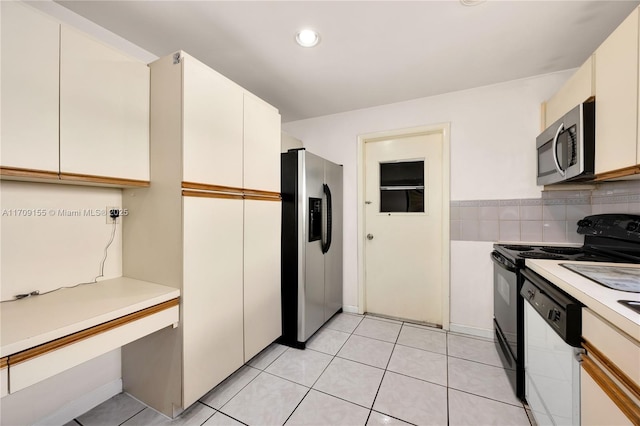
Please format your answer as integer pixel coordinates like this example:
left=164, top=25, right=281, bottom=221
left=34, top=379, right=122, bottom=426
left=449, top=323, right=494, bottom=340
left=342, top=305, right=360, bottom=314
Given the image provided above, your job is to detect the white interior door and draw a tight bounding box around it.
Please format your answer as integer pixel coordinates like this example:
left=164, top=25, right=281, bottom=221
left=364, top=132, right=443, bottom=325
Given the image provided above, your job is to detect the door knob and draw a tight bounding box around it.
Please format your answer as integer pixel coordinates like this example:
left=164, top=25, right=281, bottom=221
left=367, top=234, right=374, bottom=240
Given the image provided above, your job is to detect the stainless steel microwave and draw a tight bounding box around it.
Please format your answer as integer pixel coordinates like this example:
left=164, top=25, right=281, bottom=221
left=536, top=101, right=595, bottom=185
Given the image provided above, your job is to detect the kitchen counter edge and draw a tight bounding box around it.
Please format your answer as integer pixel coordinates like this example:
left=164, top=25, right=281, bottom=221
left=525, top=259, right=639, bottom=343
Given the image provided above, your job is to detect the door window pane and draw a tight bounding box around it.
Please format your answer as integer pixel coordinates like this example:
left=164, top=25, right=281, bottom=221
left=380, top=160, right=424, bottom=213
left=380, top=189, right=424, bottom=212
left=380, top=161, right=424, bottom=187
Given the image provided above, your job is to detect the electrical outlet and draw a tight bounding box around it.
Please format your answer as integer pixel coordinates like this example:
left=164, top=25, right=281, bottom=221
left=106, top=206, right=121, bottom=224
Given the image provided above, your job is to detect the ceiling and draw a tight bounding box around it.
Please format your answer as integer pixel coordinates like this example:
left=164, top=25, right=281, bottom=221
left=53, top=0, right=640, bottom=122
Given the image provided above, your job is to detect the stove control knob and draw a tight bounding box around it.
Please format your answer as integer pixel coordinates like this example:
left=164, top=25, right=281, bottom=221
left=526, top=289, right=535, bottom=300
left=626, top=221, right=639, bottom=232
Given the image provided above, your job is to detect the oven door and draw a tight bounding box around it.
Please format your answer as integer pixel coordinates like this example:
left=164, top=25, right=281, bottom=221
left=492, top=251, right=518, bottom=357
left=492, top=251, right=525, bottom=400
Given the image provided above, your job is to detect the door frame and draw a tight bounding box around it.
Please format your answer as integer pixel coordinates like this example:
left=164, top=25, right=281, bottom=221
left=357, top=123, right=451, bottom=330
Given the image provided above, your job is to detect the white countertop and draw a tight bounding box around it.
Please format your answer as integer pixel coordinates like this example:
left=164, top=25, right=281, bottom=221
left=526, top=259, right=640, bottom=342
left=0, top=277, right=180, bottom=357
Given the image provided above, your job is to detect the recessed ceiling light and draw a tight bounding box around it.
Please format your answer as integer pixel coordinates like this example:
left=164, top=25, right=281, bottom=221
left=296, top=29, right=320, bottom=48
left=460, top=0, right=486, bottom=5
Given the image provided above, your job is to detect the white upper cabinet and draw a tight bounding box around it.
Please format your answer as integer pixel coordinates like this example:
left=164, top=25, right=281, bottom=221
left=544, top=56, right=594, bottom=128
left=1, top=3, right=150, bottom=186
left=182, top=55, right=243, bottom=187
left=1, top=1, right=59, bottom=175
left=594, top=7, right=639, bottom=176
left=243, top=94, right=281, bottom=192
left=59, top=26, right=150, bottom=182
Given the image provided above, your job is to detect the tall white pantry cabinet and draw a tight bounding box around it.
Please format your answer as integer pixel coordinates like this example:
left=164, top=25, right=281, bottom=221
left=122, top=51, right=282, bottom=417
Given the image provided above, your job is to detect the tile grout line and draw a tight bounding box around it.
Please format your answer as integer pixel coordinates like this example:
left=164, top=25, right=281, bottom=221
left=446, top=332, right=450, bottom=426
left=206, top=409, right=249, bottom=426
left=116, top=406, right=146, bottom=426
left=196, top=404, right=217, bottom=426
left=282, top=314, right=364, bottom=425
left=368, top=409, right=420, bottom=426
left=202, top=345, right=288, bottom=414
left=448, top=387, right=528, bottom=409
left=365, top=320, right=404, bottom=424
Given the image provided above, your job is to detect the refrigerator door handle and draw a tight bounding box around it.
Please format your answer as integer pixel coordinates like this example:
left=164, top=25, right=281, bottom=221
left=322, top=183, right=332, bottom=254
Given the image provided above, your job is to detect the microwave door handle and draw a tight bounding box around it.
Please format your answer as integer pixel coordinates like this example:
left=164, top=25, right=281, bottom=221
left=552, top=122, right=566, bottom=177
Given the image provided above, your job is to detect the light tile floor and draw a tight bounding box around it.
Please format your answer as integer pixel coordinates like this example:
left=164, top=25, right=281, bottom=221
left=68, top=313, right=535, bottom=426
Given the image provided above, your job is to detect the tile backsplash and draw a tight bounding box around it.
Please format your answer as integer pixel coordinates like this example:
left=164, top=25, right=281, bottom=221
left=450, top=181, right=640, bottom=243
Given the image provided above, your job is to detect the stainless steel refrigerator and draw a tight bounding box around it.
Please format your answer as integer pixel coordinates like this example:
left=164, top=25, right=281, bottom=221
left=281, top=149, right=343, bottom=348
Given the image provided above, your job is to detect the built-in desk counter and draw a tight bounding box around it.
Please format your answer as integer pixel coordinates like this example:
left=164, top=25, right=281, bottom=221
left=1, top=277, right=179, bottom=395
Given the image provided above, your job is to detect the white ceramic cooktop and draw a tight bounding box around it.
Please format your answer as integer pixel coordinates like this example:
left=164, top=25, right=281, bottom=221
left=561, top=264, right=640, bottom=293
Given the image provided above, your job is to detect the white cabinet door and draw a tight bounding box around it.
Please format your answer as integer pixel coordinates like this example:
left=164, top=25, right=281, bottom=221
left=544, top=56, right=594, bottom=127
left=182, top=195, right=244, bottom=407
left=581, top=366, right=633, bottom=426
left=183, top=55, right=243, bottom=187
left=243, top=94, right=281, bottom=192
left=1, top=1, right=59, bottom=173
left=243, top=199, right=282, bottom=362
left=595, top=8, right=639, bottom=174
left=59, top=26, right=150, bottom=181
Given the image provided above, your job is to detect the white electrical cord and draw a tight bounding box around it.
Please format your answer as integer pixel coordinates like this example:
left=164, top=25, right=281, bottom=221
left=0, top=219, right=118, bottom=303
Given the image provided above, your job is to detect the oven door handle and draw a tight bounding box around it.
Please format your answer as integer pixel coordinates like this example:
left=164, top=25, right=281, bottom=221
left=491, top=251, right=517, bottom=273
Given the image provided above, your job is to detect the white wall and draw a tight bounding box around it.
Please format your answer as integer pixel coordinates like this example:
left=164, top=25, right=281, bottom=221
left=281, top=131, right=304, bottom=153
left=0, top=181, right=124, bottom=424
left=1, top=181, right=122, bottom=300
left=283, top=71, right=573, bottom=332
left=449, top=241, right=495, bottom=338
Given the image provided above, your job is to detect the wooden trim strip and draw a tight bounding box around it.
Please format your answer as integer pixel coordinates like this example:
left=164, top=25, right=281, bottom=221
left=583, top=340, right=640, bottom=400
left=581, top=350, right=640, bottom=424
left=182, top=190, right=243, bottom=200
left=182, top=181, right=281, bottom=199
left=0, top=357, right=7, bottom=369
left=242, top=188, right=281, bottom=198
left=0, top=166, right=59, bottom=180
left=594, top=165, right=640, bottom=181
left=182, top=182, right=244, bottom=195
left=8, top=298, right=179, bottom=366
left=244, top=194, right=282, bottom=202
left=60, top=173, right=150, bottom=188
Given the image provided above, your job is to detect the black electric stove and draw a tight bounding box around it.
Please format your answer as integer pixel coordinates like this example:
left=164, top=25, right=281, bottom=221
left=491, top=214, right=640, bottom=401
